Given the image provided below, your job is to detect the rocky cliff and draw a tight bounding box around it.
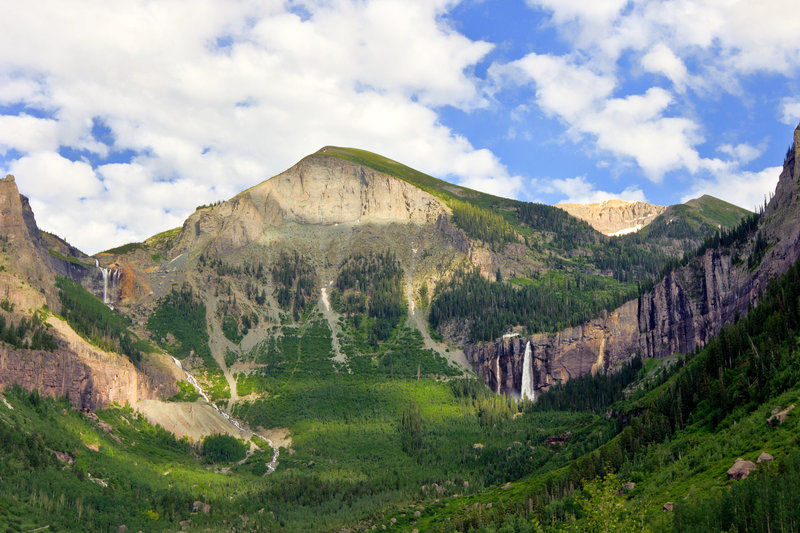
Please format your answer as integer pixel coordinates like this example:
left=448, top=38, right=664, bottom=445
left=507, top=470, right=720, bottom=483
left=0, top=177, right=174, bottom=409
left=556, top=199, right=667, bottom=236
left=468, top=124, right=800, bottom=398
left=171, top=151, right=450, bottom=256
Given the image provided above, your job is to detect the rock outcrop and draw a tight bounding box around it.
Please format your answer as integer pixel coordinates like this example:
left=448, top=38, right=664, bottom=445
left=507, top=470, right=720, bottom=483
left=0, top=175, right=59, bottom=305
left=757, top=452, right=774, bottom=464
left=0, top=177, right=175, bottom=409
left=727, top=458, right=757, bottom=481
left=556, top=199, right=666, bottom=236
left=468, top=124, right=800, bottom=397
left=0, top=315, right=165, bottom=410
left=172, top=152, right=449, bottom=256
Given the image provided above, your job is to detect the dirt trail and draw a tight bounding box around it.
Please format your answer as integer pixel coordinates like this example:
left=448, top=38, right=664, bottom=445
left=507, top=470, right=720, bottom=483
left=405, top=246, right=470, bottom=373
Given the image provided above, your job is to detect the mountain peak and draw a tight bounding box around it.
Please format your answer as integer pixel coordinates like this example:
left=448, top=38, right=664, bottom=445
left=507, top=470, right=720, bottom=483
left=555, top=199, right=667, bottom=236
left=171, top=149, right=449, bottom=255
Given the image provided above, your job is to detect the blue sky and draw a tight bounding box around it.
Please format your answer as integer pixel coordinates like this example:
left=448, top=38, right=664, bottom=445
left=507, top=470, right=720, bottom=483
left=1, top=0, right=798, bottom=253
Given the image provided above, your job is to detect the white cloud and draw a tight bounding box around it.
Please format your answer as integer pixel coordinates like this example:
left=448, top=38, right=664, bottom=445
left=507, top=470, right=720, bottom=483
left=497, top=53, right=615, bottom=123
left=587, top=88, right=704, bottom=179
left=544, top=175, right=647, bottom=205
left=0, top=0, right=509, bottom=253
left=528, top=0, right=800, bottom=78
left=681, top=166, right=782, bottom=211
left=496, top=55, right=705, bottom=181
left=780, top=98, right=800, bottom=125
left=718, top=143, right=764, bottom=165
left=641, top=44, right=689, bottom=90
left=0, top=115, right=60, bottom=154
left=10, top=152, right=103, bottom=201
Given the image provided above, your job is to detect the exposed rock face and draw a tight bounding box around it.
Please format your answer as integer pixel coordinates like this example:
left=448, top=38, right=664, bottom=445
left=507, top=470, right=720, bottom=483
left=468, top=124, right=800, bottom=397
left=0, top=319, right=160, bottom=410
left=556, top=199, right=667, bottom=236
left=0, top=175, right=59, bottom=305
left=172, top=153, right=449, bottom=256
left=727, top=458, right=757, bottom=481
left=0, top=177, right=176, bottom=409
left=467, top=301, right=640, bottom=396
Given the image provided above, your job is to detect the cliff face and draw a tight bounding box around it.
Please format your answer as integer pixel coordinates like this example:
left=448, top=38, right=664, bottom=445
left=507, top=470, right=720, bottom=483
left=0, top=343, right=157, bottom=411
left=0, top=177, right=172, bottom=409
left=556, top=199, right=667, bottom=236
left=0, top=175, right=59, bottom=305
left=468, top=124, right=800, bottom=398
left=172, top=153, right=450, bottom=256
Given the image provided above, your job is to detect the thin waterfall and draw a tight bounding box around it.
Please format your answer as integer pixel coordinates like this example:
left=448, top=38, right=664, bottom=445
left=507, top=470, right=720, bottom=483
left=495, top=357, right=501, bottom=395
left=98, top=263, right=120, bottom=305
left=170, top=357, right=279, bottom=473
left=521, top=341, right=535, bottom=401
left=101, top=267, right=110, bottom=304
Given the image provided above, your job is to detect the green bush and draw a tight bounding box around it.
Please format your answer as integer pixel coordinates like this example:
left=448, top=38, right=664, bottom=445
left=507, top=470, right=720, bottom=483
left=202, top=434, right=247, bottom=463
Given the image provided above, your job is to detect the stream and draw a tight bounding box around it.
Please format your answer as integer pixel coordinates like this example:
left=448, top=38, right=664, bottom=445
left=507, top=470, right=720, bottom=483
left=171, top=357, right=279, bottom=473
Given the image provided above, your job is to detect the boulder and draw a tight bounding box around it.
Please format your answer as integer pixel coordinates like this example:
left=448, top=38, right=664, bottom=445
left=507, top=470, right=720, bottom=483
left=757, top=452, right=774, bottom=464
left=768, top=405, right=795, bottom=426
left=727, top=458, right=757, bottom=481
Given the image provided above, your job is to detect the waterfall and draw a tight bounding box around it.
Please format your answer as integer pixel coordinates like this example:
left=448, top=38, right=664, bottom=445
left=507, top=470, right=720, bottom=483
left=495, top=357, right=502, bottom=395
left=101, top=267, right=110, bottom=304
left=98, top=265, right=122, bottom=305
left=521, top=341, right=535, bottom=401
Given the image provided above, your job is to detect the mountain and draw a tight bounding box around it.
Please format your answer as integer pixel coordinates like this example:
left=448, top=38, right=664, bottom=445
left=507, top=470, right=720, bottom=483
left=2, top=125, right=796, bottom=531
left=556, top=199, right=667, bottom=236
left=467, top=125, right=798, bottom=402
left=0, top=176, right=179, bottom=410
left=0, top=144, right=753, bottom=412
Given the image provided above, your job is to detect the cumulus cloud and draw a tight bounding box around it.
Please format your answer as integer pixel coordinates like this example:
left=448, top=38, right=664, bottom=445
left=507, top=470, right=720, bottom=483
left=681, top=166, right=781, bottom=211
left=0, top=0, right=510, bottom=253
left=527, top=0, right=800, bottom=77
left=718, top=143, right=764, bottom=165
left=494, top=55, right=705, bottom=181
left=641, top=44, right=689, bottom=90
left=781, top=98, right=800, bottom=125
left=499, top=0, right=799, bottom=193
left=544, top=176, right=647, bottom=205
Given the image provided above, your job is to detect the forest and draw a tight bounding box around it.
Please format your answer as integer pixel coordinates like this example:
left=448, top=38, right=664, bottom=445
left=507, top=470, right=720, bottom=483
left=56, top=276, right=146, bottom=363
left=146, top=283, right=213, bottom=365
left=330, top=251, right=406, bottom=343
left=430, top=269, right=638, bottom=341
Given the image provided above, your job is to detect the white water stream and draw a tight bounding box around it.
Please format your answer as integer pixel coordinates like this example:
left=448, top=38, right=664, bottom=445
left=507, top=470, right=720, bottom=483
left=495, top=356, right=501, bottom=395
left=171, top=357, right=279, bottom=473
left=520, top=341, right=535, bottom=401
left=95, top=259, right=120, bottom=306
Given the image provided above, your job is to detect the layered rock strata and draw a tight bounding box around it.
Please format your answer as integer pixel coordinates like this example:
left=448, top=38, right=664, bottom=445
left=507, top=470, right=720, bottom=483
left=556, top=199, right=667, bottom=236
left=469, top=124, right=800, bottom=397
left=172, top=152, right=450, bottom=256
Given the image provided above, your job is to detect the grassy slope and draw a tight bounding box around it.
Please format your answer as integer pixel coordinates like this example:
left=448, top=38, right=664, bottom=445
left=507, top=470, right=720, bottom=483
left=413, top=254, right=800, bottom=531
left=684, top=194, right=752, bottom=227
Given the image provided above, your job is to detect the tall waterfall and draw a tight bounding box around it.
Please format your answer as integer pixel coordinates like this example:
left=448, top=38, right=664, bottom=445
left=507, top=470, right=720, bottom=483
left=495, top=357, right=501, bottom=395
left=101, top=268, right=110, bottom=304
left=521, top=341, right=535, bottom=401
left=97, top=263, right=121, bottom=305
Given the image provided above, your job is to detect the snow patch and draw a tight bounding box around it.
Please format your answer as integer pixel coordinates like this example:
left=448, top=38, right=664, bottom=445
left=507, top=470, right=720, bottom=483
left=608, top=224, right=644, bottom=237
